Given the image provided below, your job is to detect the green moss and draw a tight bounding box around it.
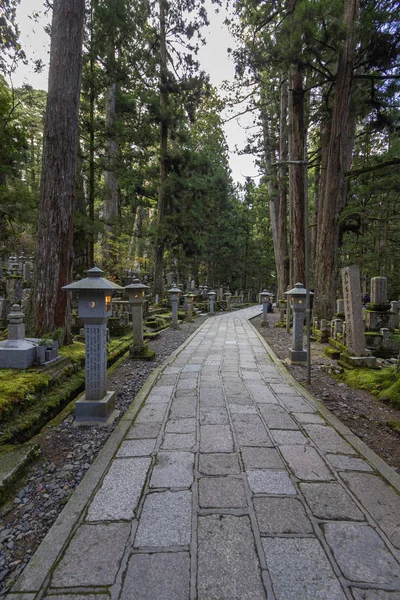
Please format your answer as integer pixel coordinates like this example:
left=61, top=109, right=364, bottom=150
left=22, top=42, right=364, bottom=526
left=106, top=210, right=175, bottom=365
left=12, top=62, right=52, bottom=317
left=337, top=366, right=400, bottom=408
left=365, top=331, right=382, bottom=337
left=0, top=370, right=51, bottom=421
left=324, top=347, right=340, bottom=359
left=59, top=341, right=86, bottom=364
left=386, top=421, right=400, bottom=434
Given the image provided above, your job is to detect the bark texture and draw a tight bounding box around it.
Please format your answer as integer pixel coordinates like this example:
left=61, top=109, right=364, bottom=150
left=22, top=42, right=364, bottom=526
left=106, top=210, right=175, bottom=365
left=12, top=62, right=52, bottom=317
left=33, top=0, right=85, bottom=338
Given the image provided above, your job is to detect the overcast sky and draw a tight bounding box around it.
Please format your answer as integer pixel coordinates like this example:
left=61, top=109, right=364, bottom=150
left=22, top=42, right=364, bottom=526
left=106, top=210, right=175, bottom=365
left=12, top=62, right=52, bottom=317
left=12, top=0, right=258, bottom=184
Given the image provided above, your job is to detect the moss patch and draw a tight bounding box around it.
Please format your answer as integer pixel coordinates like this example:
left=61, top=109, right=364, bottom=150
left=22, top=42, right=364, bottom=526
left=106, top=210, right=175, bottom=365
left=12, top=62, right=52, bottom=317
left=0, top=370, right=51, bottom=422
left=337, top=366, right=400, bottom=408
left=386, top=421, right=400, bottom=435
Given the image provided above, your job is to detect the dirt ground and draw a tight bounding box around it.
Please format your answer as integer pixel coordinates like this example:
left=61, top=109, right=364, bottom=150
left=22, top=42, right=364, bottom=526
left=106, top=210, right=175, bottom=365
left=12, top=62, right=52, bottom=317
left=252, top=311, right=400, bottom=474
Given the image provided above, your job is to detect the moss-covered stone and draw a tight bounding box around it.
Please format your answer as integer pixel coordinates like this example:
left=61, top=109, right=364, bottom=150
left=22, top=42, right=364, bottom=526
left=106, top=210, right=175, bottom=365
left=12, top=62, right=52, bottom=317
left=336, top=366, right=400, bottom=408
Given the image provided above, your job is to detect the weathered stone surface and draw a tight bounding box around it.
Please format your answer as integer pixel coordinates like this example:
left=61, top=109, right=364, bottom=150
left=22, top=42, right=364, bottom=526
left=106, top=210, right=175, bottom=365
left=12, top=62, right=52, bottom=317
left=197, top=515, right=265, bottom=600
left=323, top=523, right=400, bottom=585
left=146, top=385, right=174, bottom=403
left=198, top=453, right=241, bottom=475
left=46, top=596, right=109, bottom=600
left=87, top=458, right=151, bottom=521
left=300, top=482, right=365, bottom=520
left=177, top=378, right=197, bottom=391
left=258, top=405, right=299, bottom=430
left=135, top=404, right=168, bottom=423
left=161, top=433, right=196, bottom=450
left=262, top=538, right=346, bottom=600
left=126, top=422, right=162, bottom=439
left=228, top=404, right=258, bottom=414
left=170, top=399, right=197, bottom=419
left=120, top=552, right=190, bottom=600
left=150, top=451, right=194, bottom=488
left=134, top=490, right=192, bottom=547
left=280, top=445, right=334, bottom=481
left=254, top=497, right=313, bottom=534
left=165, top=418, right=196, bottom=433
left=242, top=447, right=284, bottom=470
left=270, top=383, right=297, bottom=395
left=200, top=425, right=234, bottom=452
left=303, top=424, right=356, bottom=455
left=340, top=472, right=400, bottom=549
left=277, top=394, right=312, bottom=412
left=247, top=470, right=296, bottom=495
left=232, top=415, right=272, bottom=447
left=117, top=439, right=156, bottom=457
left=52, top=523, right=130, bottom=587
left=271, top=430, right=308, bottom=445
left=199, top=476, right=247, bottom=508
left=342, top=266, right=366, bottom=356
left=351, top=589, right=400, bottom=600
left=199, top=388, right=225, bottom=407
left=326, top=454, right=373, bottom=472
left=199, top=407, right=229, bottom=425
left=247, top=383, right=279, bottom=404
left=292, top=412, right=325, bottom=424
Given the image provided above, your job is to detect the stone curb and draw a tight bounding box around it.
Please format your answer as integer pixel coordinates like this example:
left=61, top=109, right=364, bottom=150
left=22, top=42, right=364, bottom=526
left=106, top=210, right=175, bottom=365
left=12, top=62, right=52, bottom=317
left=249, top=316, right=400, bottom=494
left=0, top=444, right=40, bottom=504
left=10, top=323, right=205, bottom=596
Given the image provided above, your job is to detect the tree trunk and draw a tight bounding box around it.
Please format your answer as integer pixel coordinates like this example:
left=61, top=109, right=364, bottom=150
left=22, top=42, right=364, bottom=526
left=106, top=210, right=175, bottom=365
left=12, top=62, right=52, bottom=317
left=103, top=80, right=119, bottom=271
left=33, top=0, right=85, bottom=341
left=277, top=78, right=290, bottom=299
left=88, top=2, right=95, bottom=268
left=313, top=0, right=360, bottom=318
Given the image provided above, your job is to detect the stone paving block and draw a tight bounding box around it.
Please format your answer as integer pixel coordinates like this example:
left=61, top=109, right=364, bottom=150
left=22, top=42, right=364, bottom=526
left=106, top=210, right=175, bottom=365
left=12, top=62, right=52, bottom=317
left=121, top=552, right=190, bottom=600
left=232, top=415, right=272, bottom=446
left=199, top=407, right=229, bottom=425
left=304, top=424, right=356, bottom=455
left=351, top=589, right=400, bottom=599
left=200, top=375, right=221, bottom=386
left=247, top=469, right=296, bottom=495
left=258, top=405, right=299, bottom=430
left=180, top=371, right=199, bottom=380
left=126, top=422, right=162, bottom=439
left=199, top=476, right=247, bottom=508
left=198, top=453, right=241, bottom=475
left=340, top=472, right=400, bottom=549
left=135, top=404, right=168, bottom=423
left=161, top=432, right=196, bottom=450
left=52, top=523, right=130, bottom=587
left=170, top=399, right=197, bottom=419
left=157, top=374, right=179, bottom=385
left=326, top=454, right=373, bottom=472
left=183, top=363, right=201, bottom=372
left=199, top=388, right=225, bottom=407
left=247, top=384, right=279, bottom=404
left=224, top=382, right=248, bottom=397
left=241, top=370, right=263, bottom=380
left=292, top=412, right=324, bottom=424
left=254, top=497, right=313, bottom=534
left=174, top=390, right=198, bottom=399
left=262, top=537, right=346, bottom=600
left=323, top=522, right=400, bottom=586
left=270, top=383, right=297, bottom=395
left=87, top=458, right=151, bottom=521
left=117, top=439, right=156, bottom=457
left=200, top=425, right=234, bottom=452
left=134, top=490, right=192, bottom=547
left=164, top=366, right=181, bottom=374
left=150, top=451, right=194, bottom=488
left=228, top=403, right=257, bottom=414
left=197, top=514, right=265, bottom=600
left=300, top=482, right=365, bottom=520
left=165, top=417, right=196, bottom=433
left=46, top=596, right=109, bottom=600
left=177, top=378, right=197, bottom=391
left=147, top=385, right=174, bottom=403
left=271, top=430, right=308, bottom=445
left=280, top=445, right=335, bottom=481
left=277, top=394, right=312, bottom=412
left=242, top=447, right=284, bottom=470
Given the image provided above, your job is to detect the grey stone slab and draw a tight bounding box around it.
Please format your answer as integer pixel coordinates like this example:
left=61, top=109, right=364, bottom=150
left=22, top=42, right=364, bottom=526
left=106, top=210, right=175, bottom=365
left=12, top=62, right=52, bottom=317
left=121, top=552, right=190, bottom=600
left=270, top=383, right=297, bottom=395
left=323, top=522, right=400, bottom=585
left=340, top=472, right=400, bottom=549
left=247, top=384, right=279, bottom=404
left=272, top=430, right=308, bottom=445
left=117, top=439, right=156, bottom=457
left=300, top=482, right=365, bottom=520
left=126, top=422, right=162, bottom=439
left=134, top=490, right=192, bottom=547
left=254, top=497, right=313, bottom=534
left=183, top=363, right=201, bottom=372
left=326, top=454, right=373, bottom=472
left=292, top=412, right=325, bottom=424
left=164, top=366, right=182, bottom=374
left=197, top=514, right=265, bottom=600
left=258, top=405, right=299, bottom=430
left=232, top=415, right=272, bottom=447
left=226, top=393, right=254, bottom=406
left=45, top=596, right=109, bottom=600
left=199, top=407, right=229, bottom=425
left=280, top=445, right=335, bottom=481
left=157, top=374, right=179, bottom=385
left=277, top=394, right=312, bottom=412
left=150, top=451, right=194, bottom=488
left=247, top=469, right=296, bottom=495
left=199, top=476, right=247, bottom=508
left=52, top=523, right=130, bottom=587
left=135, top=404, right=168, bottom=423
left=166, top=417, right=196, bottom=433
left=161, top=432, right=196, bottom=450
left=304, top=424, right=356, bottom=455
left=262, top=537, right=346, bottom=600
left=177, top=378, right=197, bottom=391
left=87, top=458, right=151, bottom=521
left=170, top=399, right=197, bottom=419
left=199, top=387, right=225, bottom=407
left=228, top=404, right=258, bottom=414
left=351, top=589, right=400, bottom=600
left=200, top=375, right=221, bottom=386
left=174, top=390, right=198, bottom=399
left=224, top=382, right=249, bottom=397
left=147, top=385, right=174, bottom=402
left=200, top=425, right=234, bottom=452
left=199, top=453, right=241, bottom=475
left=242, top=447, right=284, bottom=470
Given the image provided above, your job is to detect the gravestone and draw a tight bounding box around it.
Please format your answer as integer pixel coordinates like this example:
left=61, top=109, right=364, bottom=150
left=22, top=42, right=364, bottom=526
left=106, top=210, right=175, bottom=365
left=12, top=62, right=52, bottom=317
left=0, top=305, right=37, bottom=368
left=336, top=299, right=344, bottom=315
left=342, top=267, right=366, bottom=356
left=371, top=277, right=387, bottom=305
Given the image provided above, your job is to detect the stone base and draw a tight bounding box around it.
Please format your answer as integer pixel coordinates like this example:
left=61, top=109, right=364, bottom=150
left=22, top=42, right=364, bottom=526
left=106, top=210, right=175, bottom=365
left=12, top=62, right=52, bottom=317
left=74, top=391, right=118, bottom=425
left=340, top=354, right=378, bottom=369
left=0, top=340, right=37, bottom=369
left=261, top=320, right=269, bottom=328
left=130, top=345, right=156, bottom=361
left=170, top=322, right=180, bottom=330
left=288, top=348, right=307, bottom=364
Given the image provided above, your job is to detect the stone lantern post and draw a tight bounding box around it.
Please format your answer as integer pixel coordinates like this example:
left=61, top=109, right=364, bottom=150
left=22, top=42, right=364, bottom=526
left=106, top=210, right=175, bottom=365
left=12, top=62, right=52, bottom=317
left=185, top=293, right=195, bottom=323
left=260, top=290, right=273, bottom=327
left=224, top=291, right=232, bottom=312
left=168, top=284, right=181, bottom=329
left=62, top=267, right=123, bottom=424
left=125, top=276, right=149, bottom=356
left=208, top=290, right=216, bottom=314
left=285, top=282, right=312, bottom=364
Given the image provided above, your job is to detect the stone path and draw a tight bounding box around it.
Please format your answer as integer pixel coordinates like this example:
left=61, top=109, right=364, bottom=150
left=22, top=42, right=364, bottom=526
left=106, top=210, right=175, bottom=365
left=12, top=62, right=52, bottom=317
left=9, top=307, right=400, bottom=600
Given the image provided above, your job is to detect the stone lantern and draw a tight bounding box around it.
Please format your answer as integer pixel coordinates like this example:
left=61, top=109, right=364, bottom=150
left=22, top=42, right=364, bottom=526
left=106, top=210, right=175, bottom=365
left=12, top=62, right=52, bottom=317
left=184, top=293, right=195, bottom=323
left=168, top=284, right=181, bottom=329
left=285, top=282, right=312, bottom=363
left=224, top=291, right=232, bottom=312
left=208, top=290, right=217, bottom=314
left=62, top=267, right=123, bottom=424
left=125, top=276, right=149, bottom=356
left=260, top=290, right=273, bottom=327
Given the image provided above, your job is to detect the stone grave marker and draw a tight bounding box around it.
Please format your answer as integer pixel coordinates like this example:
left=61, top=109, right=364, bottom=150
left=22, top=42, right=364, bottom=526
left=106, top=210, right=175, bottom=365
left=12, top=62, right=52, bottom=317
left=342, top=266, right=366, bottom=356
